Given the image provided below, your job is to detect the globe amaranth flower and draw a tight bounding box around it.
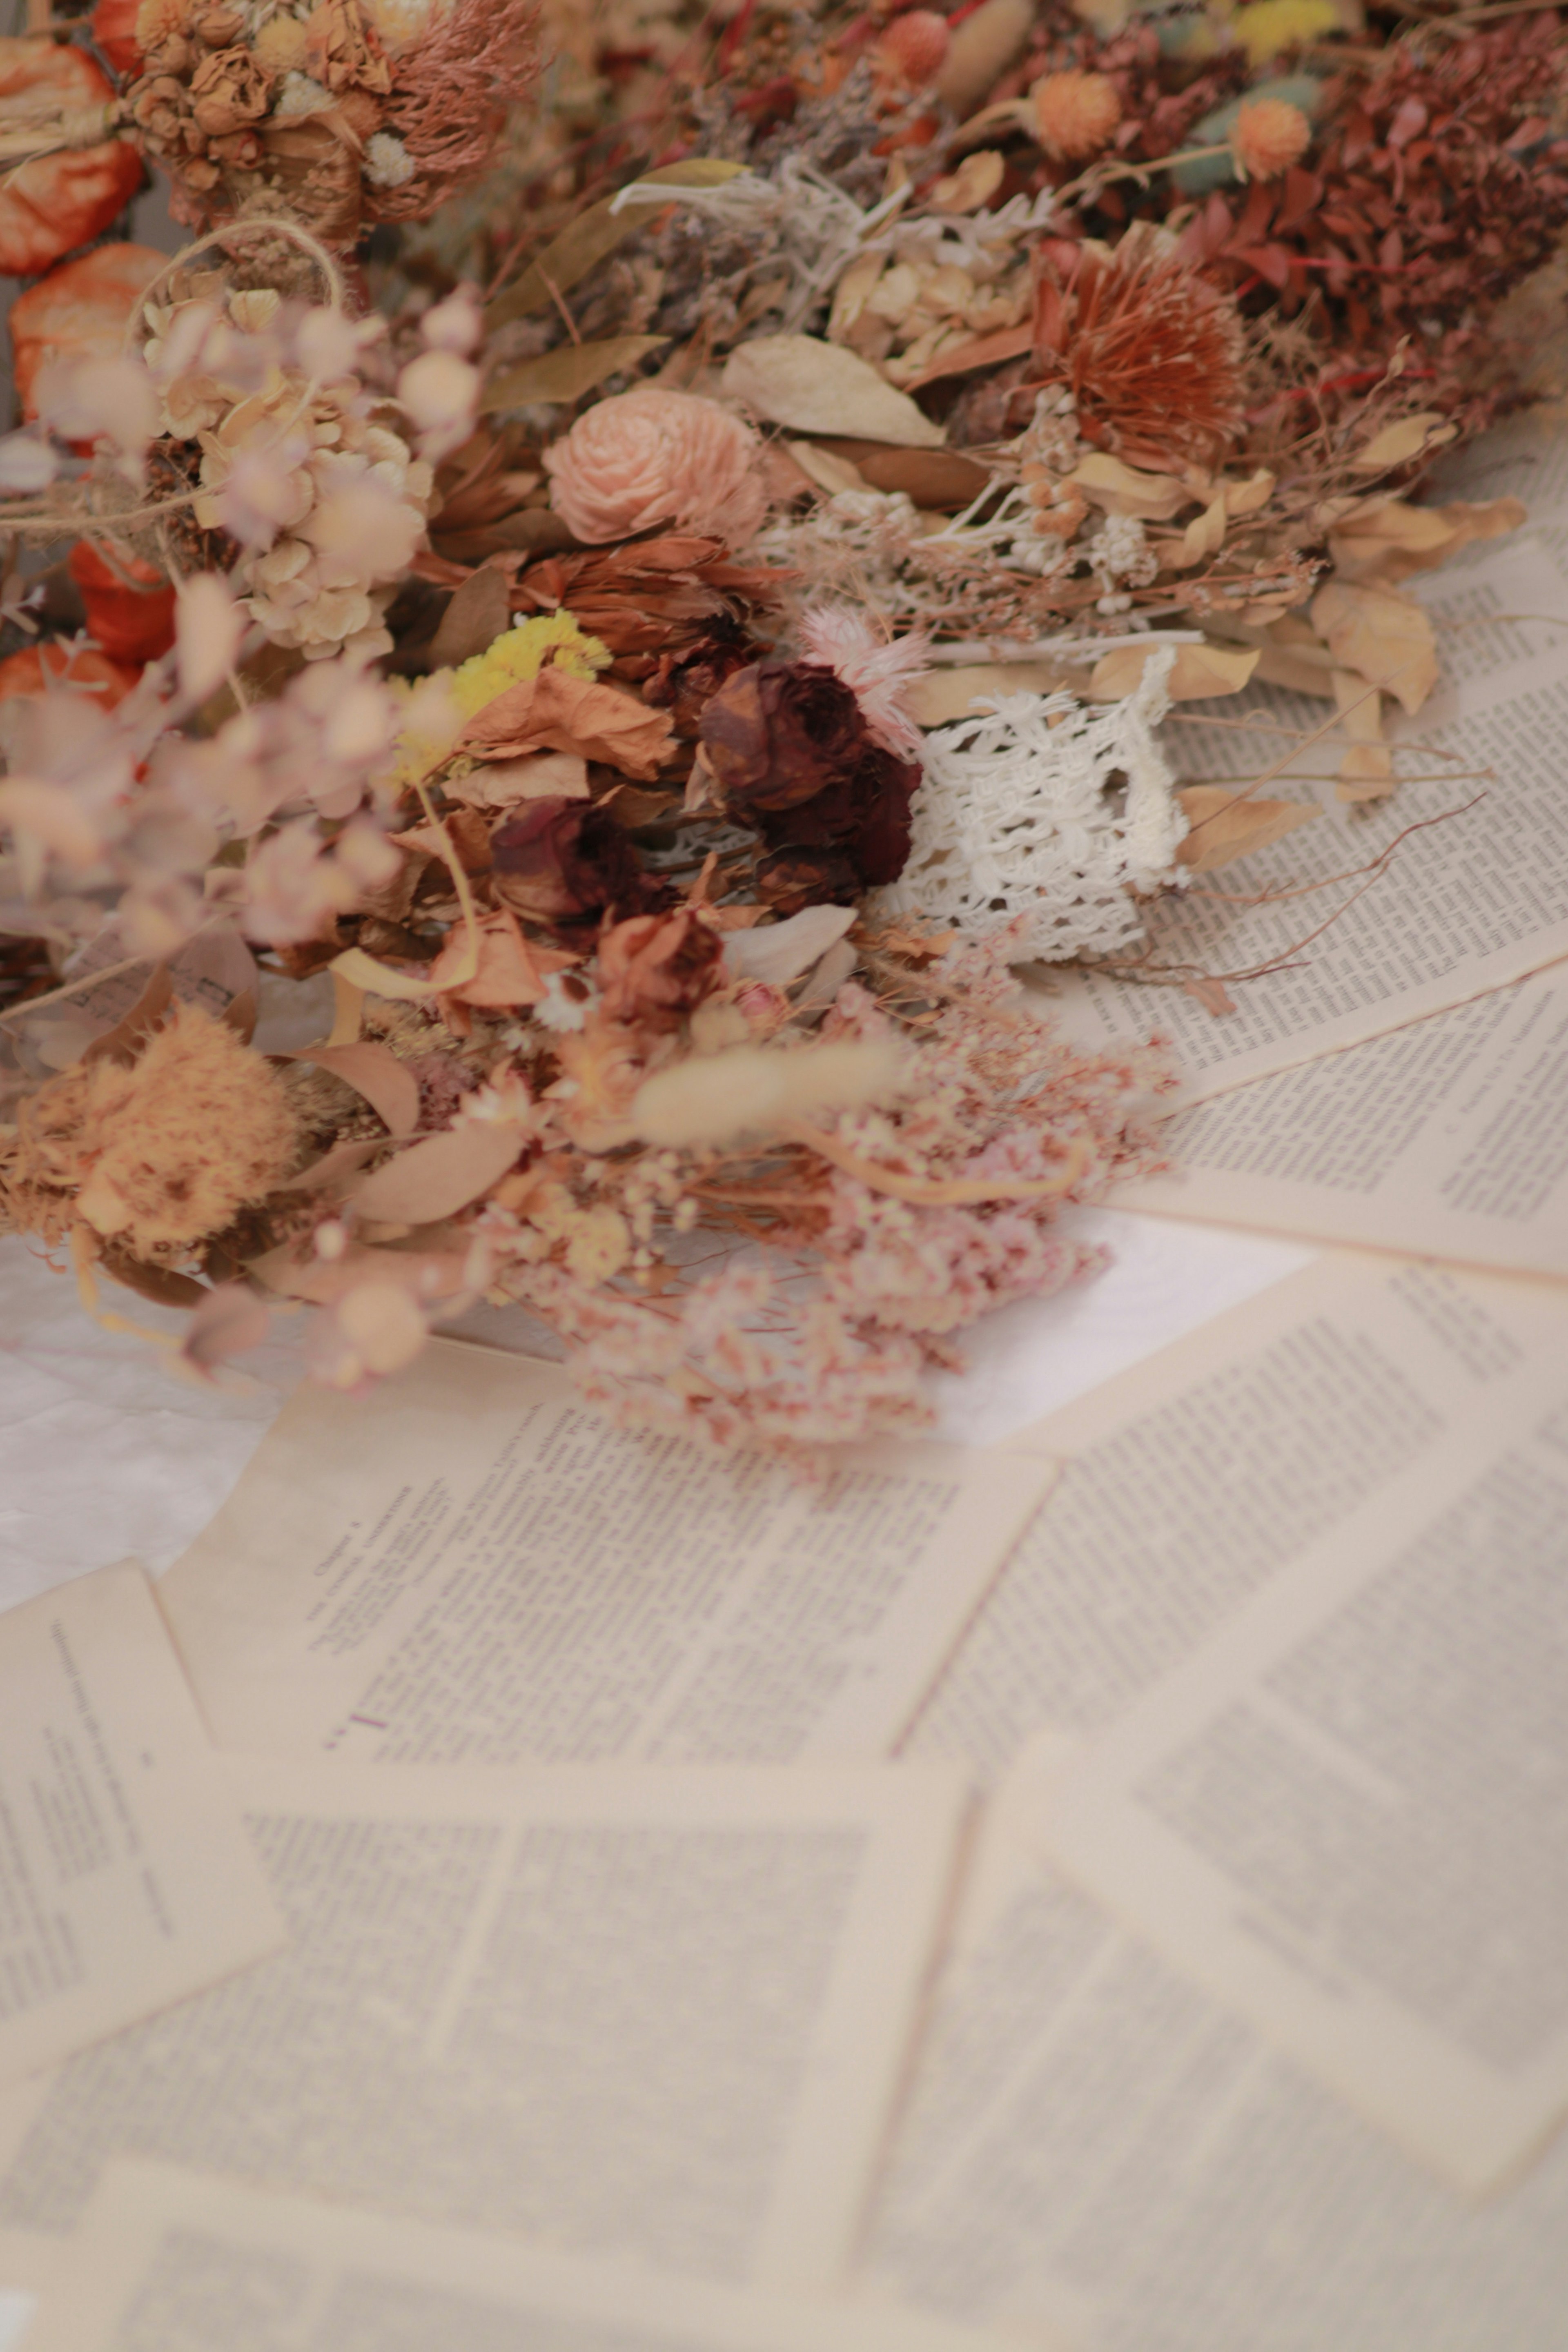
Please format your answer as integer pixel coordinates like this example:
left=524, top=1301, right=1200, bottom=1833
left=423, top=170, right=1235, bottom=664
left=542, top=387, right=768, bottom=547
left=490, top=796, right=671, bottom=937
left=698, top=659, right=921, bottom=907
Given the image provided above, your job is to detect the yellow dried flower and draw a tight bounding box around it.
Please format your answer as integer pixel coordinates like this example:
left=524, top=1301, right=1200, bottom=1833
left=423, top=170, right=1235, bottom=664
left=1232, top=0, right=1338, bottom=67
left=253, top=13, right=310, bottom=72
left=1030, top=69, right=1123, bottom=162
left=3, top=1004, right=298, bottom=1261
left=450, top=612, right=611, bottom=718
left=1231, top=94, right=1312, bottom=180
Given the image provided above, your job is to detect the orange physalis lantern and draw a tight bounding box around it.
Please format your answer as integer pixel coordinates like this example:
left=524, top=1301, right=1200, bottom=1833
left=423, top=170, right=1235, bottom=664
left=90, top=0, right=145, bottom=79
left=10, top=243, right=166, bottom=421
left=0, top=40, right=143, bottom=279
left=0, top=641, right=138, bottom=710
left=68, top=541, right=177, bottom=669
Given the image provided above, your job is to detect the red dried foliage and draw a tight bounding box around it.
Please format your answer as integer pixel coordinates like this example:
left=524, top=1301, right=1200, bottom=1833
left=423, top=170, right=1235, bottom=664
left=374, top=0, right=541, bottom=221
left=1034, top=224, right=1247, bottom=469
left=509, top=535, right=791, bottom=658
left=1172, top=16, right=1568, bottom=378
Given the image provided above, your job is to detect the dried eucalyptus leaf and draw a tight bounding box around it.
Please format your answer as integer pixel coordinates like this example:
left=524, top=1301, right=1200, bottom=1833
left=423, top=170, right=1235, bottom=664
left=483, top=336, right=669, bottom=413
left=722, top=336, right=946, bottom=449
left=349, top=1121, right=526, bottom=1224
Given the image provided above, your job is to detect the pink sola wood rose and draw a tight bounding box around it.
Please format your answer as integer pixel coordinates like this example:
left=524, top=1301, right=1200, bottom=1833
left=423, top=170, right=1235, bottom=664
left=543, top=387, right=768, bottom=547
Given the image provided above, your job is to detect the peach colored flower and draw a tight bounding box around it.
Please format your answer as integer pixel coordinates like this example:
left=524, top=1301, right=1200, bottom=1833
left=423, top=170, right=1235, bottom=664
left=874, top=9, right=949, bottom=86
left=1030, top=70, right=1123, bottom=162
left=1231, top=96, right=1312, bottom=181
left=543, top=388, right=767, bottom=547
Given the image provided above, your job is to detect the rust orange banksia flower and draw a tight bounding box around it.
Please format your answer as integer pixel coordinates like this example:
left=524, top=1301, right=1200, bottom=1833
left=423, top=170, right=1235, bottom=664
left=1033, top=223, right=1247, bottom=471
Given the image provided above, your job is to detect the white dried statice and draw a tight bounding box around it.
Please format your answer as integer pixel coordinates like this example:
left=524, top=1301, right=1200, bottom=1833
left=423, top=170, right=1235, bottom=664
left=878, top=647, right=1189, bottom=961
left=1086, top=512, right=1160, bottom=615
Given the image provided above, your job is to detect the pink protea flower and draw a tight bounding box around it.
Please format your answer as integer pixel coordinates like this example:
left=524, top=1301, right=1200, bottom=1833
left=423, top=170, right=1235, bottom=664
left=1230, top=96, right=1312, bottom=181
left=542, top=387, right=768, bottom=546
left=1030, top=69, right=1123, bottom=162
left=798, top=607, right=931, bottom=760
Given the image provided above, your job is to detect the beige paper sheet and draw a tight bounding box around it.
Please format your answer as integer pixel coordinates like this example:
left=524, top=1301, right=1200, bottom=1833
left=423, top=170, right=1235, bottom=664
left=156, top=1339, right=1054, bottom=1766
left=1037, top=1343, right=1568, bottom=2193
left=1100, top=965, right=1568, bottom=1278
left=0, top=1564, right=281, bottom=2092
left=904, top=1254, right=1568, bottom=1780
left=0, top=1755, right=966, bottom=2294
left=1040, top=520, right=1568, bottom=1104
left=24, top=2161, right=1020, bottom=2352
left=859, top=1759, right=1568, bottom=2352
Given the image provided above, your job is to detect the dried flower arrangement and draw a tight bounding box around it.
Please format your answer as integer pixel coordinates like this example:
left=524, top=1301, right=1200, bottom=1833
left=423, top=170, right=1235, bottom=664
left=0, top=0, right=1561, bottom=1451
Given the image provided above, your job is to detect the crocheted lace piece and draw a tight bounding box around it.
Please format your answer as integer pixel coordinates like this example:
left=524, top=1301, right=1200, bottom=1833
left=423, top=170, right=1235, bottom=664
left=879, top=646, right=1189, bottom=961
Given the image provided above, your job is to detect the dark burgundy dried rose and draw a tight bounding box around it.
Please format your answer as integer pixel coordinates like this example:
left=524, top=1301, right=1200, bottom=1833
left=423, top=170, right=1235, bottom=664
left=596, top=907, right=723, bottom=1031
left=699, top=658, right=920, bottom=892
left=699, top=660, right=865, bottom=815
left=755, top=845, right=861, bottom=915
left=489, top=797, right=668, bottom=935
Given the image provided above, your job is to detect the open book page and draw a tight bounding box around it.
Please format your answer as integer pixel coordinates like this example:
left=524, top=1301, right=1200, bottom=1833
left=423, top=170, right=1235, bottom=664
left=1039, top=519, right=1568, bottom=1105
left=155, top=1340, right=1054, bottom=1766
left=23, top=2163, right=1015, bottom=2352
left=1037, top=1345, right=1568, bottom=2192
left=0, top=1564, right=282, bottom=2091
left=856, top=1786, right=1568, bottom=2352
left=902, top=1256, right=1568, bottom=1781
left=1094, top=967, right=1568, bottom=1278
left=0, top=1757, right=966, bottom=2294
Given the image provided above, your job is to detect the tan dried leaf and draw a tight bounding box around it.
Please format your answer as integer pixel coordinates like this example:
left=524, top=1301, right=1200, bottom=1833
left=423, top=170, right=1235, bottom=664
left=1067, top=453, right=1192, bottom=521
left=287, top=1042, right=421, bottom=1136
left=1350, top=413, right=1457, bottom=472
left=1176, top=785, right=1319, bottom=873
left=349, top=1120, right=526, bottom=1224
left=632, top=1039, right=905, bottom=1148
left=1091, top=642, right=1259, bottom=700
left=459, top=666, right=675, bottom=777
left=445, top=749, right=590, bottom=811
left=1311, top=580, right=1438, bottom=714
left=1327, top=495, right=1527, bottom=586
left=720, top=334, right=945, bottom=449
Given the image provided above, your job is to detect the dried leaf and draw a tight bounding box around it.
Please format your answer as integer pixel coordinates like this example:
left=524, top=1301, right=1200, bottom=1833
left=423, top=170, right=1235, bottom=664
left=1328, top=495, right=1527, bottom=585
left=1176, top=785, right=1319, bottom=872
left=906, top=660, right=1078, bottom=724
left=445, top=749, right=590, bottom=810
left=425, top=565, right=512, bottom=669
left=1177, top=492, right=1229, bottom=568
left=724, top=904, right=856, bottom=986
left=720, top=335, right=945, bottom=449
left=1311, top=580, right=1438, bottom=714
left=1091, top=643, right=1259, bottom=700
left=459, top=665, right=675, bottom=777
left=329, top=947, right=443, bottom=1002
left=98, top=1243, right=209, bottom=1309
left=1350, top=412, right=1457, bottom=472
left=486, top=162, right=747, bottom=331
left=1224, top=468, right=1276, bottom=518
left=287, top=1042, right=421, bottom=1136
left=1332, top=666, right=1396, bottom=801
left=350, top=1120, right=526, bottom=1224
left=811, top=441, right=993, bottom=508
left=1183, top=974, right=1238, bottom=1016
left=1067, top=454, right=1193, bottom=521
left=430, top=905, right=550, bottom=1008
left=277, top=1136, right=387, bottom=1194
left=483, top=336, right=669, bottom=413
left=929, top=149, right=1006, bottom=213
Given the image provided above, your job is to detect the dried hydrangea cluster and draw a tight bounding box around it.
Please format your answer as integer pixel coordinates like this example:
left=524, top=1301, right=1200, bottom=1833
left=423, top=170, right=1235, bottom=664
left=0, top=0, right=1561, bottom=1448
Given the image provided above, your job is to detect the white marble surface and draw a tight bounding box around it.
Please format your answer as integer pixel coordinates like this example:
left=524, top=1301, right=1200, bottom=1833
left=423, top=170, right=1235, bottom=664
left=0, top=1209, right=1312, bottom=1611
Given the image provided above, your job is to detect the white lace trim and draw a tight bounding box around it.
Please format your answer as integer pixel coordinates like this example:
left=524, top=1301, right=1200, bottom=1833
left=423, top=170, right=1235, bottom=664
left=878, top=646, right=1189, bottom=961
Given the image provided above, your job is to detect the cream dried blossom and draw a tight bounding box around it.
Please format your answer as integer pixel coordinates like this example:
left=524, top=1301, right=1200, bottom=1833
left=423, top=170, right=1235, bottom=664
left=543, top=387, right=767, bottom=547
left=143, top=289, right=433, bottom=661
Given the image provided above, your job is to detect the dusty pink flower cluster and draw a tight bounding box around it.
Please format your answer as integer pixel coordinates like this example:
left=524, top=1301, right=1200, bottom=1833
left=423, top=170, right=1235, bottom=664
left=543, top=386, right=768, bottom=546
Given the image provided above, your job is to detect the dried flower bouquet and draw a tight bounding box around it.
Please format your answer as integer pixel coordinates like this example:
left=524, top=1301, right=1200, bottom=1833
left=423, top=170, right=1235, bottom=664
left=0, top=0, right=1562, bottom=1451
